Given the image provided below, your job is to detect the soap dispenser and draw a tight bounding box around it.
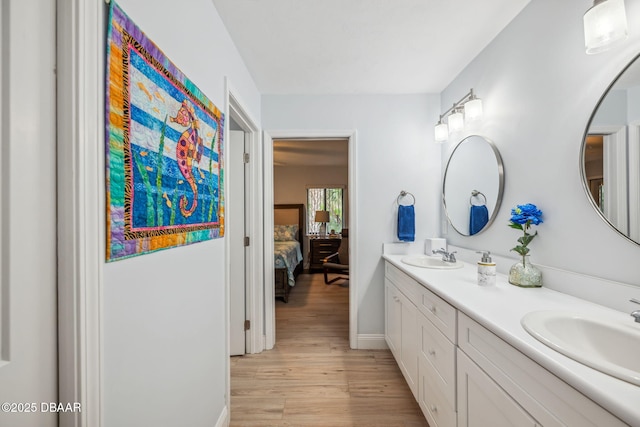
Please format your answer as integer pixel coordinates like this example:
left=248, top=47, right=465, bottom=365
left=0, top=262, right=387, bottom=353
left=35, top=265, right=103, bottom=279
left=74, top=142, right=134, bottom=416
left=476, top=251, right=496, bottom=286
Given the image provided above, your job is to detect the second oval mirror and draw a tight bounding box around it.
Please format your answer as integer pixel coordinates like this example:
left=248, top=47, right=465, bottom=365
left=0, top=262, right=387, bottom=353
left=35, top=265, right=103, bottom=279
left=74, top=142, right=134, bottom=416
left=582, top=53, right=640, bottom=245
left=443, top=135, right=504, bottom=236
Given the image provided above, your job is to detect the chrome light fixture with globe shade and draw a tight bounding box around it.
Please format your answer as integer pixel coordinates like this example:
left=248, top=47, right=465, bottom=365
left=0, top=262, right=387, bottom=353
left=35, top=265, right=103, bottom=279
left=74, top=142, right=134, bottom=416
left=584, top=0, right=628, bottom=54
left=434, top=88, right=483, bottom=143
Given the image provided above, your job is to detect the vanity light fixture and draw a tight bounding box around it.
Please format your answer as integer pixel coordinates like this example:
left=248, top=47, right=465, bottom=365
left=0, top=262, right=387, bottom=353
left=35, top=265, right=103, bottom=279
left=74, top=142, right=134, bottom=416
left=433, top=88, right=482, bottom=143
left=584, top=0, right=628, bottom=54
left=434, top=119, right=449, bottom=142
left=464, top=96, right=483, bottom=121
left=448, top=109, right=465, bottom=133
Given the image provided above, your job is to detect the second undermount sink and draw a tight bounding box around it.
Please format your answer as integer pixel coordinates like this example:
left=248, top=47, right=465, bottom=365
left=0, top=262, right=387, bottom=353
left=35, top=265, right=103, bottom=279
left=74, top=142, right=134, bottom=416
left=401, top=255, right=463, bottom=269
left=521, top=310, right=640, bottom=386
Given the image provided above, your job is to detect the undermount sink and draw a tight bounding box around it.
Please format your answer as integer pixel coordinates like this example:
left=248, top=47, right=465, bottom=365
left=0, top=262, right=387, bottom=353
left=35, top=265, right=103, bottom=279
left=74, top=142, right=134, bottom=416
left=401, top=255, right=463, bottom=269
left=521, top=310, right=640, bottom=386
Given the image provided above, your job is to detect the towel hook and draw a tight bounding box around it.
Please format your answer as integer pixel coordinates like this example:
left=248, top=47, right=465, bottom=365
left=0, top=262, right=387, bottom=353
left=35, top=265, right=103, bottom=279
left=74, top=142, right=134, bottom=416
left=470, top=190, right=487, bottom=206
left=397, top=190, right=415, bottom=206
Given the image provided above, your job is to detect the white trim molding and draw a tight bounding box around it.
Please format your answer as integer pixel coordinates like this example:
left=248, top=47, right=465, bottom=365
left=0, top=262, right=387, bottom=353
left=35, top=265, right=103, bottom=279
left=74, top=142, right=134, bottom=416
left=57, top=0, right=105, bottom=426
left=588, top=125, right=628, bottom=238
left=264, top=130, right=358, bottom=349
left=628, top=120, right=640, bottom=243
left=214, top=405, right=229, bottom=427
left=224, top=78, right=262, bottom=418
left=357, top=334, right=389, bottom=350
left=225, top=82, right=263, bottom=355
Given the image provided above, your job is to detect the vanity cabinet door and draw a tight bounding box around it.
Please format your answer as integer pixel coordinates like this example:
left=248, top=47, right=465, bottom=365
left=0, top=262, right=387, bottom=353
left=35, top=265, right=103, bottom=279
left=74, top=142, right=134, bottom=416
left=399, top=289, right=418, bottom=397
left=457, top=350, right=539, bottom=427
left=385, top=280, right=402, bottom=359
left=384, top=279, right=418, bottom=398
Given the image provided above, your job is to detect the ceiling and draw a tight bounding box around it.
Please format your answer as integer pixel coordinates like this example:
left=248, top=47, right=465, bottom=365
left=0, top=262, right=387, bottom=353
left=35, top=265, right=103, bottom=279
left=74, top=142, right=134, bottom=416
left=273, top=139, right=348, bottom=167
left=211, top=0, right=531, bottom=94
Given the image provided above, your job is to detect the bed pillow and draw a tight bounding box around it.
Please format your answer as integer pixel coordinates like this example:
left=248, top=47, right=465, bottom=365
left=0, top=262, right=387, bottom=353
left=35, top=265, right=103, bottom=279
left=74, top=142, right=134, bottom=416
left=274, top=224, right=298, bottom=241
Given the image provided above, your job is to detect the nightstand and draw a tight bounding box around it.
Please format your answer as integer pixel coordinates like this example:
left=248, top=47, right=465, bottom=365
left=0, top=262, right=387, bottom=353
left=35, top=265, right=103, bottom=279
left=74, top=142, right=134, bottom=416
left=309, top=237, right=341, bottom=272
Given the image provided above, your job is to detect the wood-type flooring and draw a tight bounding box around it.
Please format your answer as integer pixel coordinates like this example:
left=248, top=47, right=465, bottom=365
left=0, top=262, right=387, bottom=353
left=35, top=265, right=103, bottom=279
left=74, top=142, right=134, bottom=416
left=230, top=273, right=429, bottom=427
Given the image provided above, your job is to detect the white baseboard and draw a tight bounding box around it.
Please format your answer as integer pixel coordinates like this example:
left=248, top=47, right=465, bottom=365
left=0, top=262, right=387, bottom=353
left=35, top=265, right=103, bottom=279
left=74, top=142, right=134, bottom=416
left=357, top=334, right=388, bottom=349
left=215, top=405, right=229, bottom=427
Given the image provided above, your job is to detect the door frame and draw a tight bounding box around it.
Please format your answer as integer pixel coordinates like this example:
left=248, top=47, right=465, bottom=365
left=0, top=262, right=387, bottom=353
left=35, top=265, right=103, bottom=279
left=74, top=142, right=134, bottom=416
left=627, top=120, right=640, bottom=243
left=587, top=125, right=627, bottom=235
left=263, top=130, right=358, bottom=350
left=224, top=80, right=262, bottom=420
left=224, top=79, right=263, bottom=356
left=57, top=0, right=105, bottom=426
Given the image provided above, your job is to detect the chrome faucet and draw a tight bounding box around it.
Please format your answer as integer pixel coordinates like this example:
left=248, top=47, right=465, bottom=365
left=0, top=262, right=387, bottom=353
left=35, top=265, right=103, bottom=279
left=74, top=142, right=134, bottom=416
left=433, top=248, right=457, bottom=263
left=631, top=298, right=640, bottom=323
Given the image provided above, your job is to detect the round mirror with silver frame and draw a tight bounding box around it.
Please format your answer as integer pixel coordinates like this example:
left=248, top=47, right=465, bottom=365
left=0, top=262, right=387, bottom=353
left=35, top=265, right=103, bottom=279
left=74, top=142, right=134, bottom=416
left=443, top=135, right=504, bottom=236
left=581, top=53, right=640, bottom=246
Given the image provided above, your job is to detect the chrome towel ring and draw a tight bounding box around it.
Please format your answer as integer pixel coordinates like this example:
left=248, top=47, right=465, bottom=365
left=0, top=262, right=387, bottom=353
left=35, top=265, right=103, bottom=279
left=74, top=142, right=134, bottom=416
left=470, top=190, right=487, bottom=206
left=397, top=190, right=415, bottom=206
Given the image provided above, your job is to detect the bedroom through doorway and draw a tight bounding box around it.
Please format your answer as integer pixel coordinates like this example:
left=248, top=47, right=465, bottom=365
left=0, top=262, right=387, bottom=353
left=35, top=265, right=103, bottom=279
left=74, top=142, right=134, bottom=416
left=267, top=134, right=356, bottom=348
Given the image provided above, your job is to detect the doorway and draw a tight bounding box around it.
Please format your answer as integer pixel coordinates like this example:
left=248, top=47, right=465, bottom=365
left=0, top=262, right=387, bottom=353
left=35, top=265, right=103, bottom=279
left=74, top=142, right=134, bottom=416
left=263, top=130, right=358, bottom=350
left=228, top=121, right=249, bottom=356
left=225, top=84, right=263, bottom=356
left=585, top=126, right=628, bottom=235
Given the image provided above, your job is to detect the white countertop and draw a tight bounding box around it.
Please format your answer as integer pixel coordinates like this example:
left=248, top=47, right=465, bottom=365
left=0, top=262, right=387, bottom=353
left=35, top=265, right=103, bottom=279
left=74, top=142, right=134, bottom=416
left=383, top=254, right=640, bottom=426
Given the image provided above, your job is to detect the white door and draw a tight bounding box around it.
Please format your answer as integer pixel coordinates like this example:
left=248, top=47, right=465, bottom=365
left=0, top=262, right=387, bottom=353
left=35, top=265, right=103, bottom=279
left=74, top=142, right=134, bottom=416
left=229, top=130, right=247, bottom=355
left=0, top=0, right=58, bottom=425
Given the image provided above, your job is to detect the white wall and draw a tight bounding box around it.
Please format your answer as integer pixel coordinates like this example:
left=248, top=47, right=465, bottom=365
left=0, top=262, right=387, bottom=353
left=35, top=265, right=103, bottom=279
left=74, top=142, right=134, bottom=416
left=440, top=0, right=640, bottom=288
left=274, top=165, right=349, bottom=219
left=263, top=94, right=441, bottom=334
left=102, top=0, right=260, bottom=425
left=630, top=86, right=640, bottom=121
left=592, top=89, right=627, bottom=126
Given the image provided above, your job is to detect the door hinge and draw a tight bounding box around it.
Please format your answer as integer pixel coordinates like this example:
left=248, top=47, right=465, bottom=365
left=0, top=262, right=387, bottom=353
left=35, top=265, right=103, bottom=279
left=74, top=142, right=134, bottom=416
left=243, top=152, right=250, bottom=163
left=244, top=320, right=250, bottom=331
left=244, top=236, right=250, bottom=247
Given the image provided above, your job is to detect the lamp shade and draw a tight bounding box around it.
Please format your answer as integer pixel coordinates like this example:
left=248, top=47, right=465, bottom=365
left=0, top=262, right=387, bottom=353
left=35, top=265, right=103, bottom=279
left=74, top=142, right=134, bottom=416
left=434, top=122, right=449, bottom=142
left=584, top=0, right=628, bottom=54
left=314, top=210, right=330, bottom=223
left=464, top=98, right=483, bottom=121
left=448, top=110, right=464, bottom=133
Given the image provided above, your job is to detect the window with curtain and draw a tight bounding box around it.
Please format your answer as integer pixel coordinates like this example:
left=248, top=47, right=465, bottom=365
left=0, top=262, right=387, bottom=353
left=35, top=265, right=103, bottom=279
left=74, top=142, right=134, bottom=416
left=307, top=187, right=344, bottom=235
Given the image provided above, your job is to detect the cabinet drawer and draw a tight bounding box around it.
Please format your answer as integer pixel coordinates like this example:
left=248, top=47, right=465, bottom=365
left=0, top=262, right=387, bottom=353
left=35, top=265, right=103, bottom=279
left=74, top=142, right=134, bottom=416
left=417, top=287, right=456, bottom=343
left=419, top=313, right=456, bottom=408
left=458, top=313, right=626, bottom=427
left=385, top=262, right=456, bottom=344
left=312, top=239, right=340, bottom=247
left=313, top=249, right=336, bottom=258
left=385, top=262, right=422, bottom=302
left=419, top=358, right=456, bottom=427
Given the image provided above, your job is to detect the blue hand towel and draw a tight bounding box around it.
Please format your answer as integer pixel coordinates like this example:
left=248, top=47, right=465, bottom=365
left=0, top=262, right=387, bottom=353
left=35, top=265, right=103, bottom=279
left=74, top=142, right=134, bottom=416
left=469, top=204, right=489, bottom=235
left=398, top=205, right=415, bottom=242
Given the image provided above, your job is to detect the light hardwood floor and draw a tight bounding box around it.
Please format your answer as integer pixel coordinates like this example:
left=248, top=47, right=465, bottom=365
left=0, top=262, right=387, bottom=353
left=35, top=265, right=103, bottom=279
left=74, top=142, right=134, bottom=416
left=230, top=273, right=429, bottom=427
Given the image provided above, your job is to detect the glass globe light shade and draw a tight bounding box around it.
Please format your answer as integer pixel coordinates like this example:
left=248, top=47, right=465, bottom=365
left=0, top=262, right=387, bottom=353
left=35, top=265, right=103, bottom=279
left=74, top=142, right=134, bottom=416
left=464, top=98, right=483, bottom=121
left=584, top=0, right=628, bottom=54
left=434, top=122, right=449, bottom=143
left=448, top=110, right=464, bottom=133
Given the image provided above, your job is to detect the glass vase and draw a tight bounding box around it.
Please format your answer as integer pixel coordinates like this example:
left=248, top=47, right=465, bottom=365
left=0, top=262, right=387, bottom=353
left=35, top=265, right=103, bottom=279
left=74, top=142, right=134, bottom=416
left=508, top=255, right=542, bottom=288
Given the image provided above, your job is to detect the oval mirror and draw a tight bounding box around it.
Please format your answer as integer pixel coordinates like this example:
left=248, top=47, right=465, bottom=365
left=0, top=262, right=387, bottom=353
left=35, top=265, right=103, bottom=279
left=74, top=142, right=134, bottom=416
left=443, top=135, right=504, bottom=236
left=582, top=53, right=640, bottom=245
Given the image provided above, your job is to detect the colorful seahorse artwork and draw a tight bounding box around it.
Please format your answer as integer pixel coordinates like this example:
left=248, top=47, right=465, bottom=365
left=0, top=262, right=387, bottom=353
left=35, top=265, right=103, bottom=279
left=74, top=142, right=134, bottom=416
left=171, top=99, right=204, bottom=218
left=105, top=2, right=224, bottom=261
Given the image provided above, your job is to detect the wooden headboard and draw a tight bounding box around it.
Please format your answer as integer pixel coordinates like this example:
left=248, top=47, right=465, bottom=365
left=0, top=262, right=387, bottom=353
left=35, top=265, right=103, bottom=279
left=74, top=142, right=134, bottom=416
left=274, top=204, right=305, bottom=257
